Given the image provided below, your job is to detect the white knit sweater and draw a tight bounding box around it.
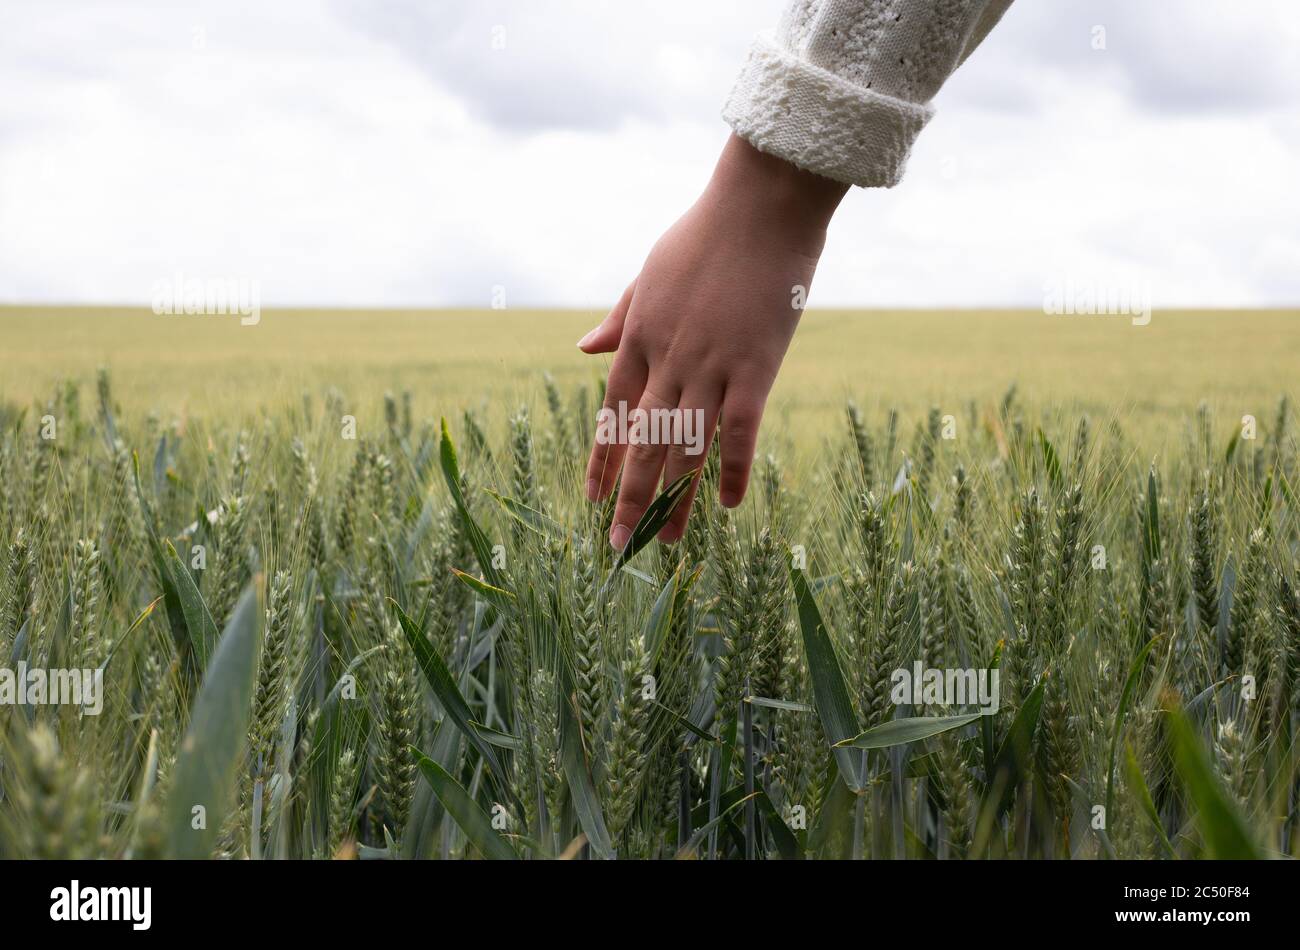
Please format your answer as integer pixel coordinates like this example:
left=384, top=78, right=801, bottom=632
left=723, top=0, right=1014, bottom=187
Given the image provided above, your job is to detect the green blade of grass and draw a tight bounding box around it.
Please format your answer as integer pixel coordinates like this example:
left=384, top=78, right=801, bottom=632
left=559, top=686, right=614, bottom=859
left=601, top=469, right=697, bottom=593
left=835, top=712, right=983, bottom=750
left=1216, top=556, right=1236, bottom=664
left=131, top=451, right=190, bottom=660
left=980, top=639, right=1004, bottom=778
left=677, top=791, right=758, bottom=859
left=468, top=720, right=525, bottom=751
left=807, top=771, right=854, bottom=856
left=789, top=565, right=865, bottom=792
left=642, top=565, right=681, bottom=665
left=621, top=566, right=658, bottom=587
left=1166, top=705, right=1261, bottom=858
left=1144, top=465, right=1162, bottom=563
left=1123, top=740, right=1175, bottom=858
left=450, top=568, right=516, bottom=614
left=649, top=698, right=722, bottom=746
left=413, top=751, right=519, bottom=860
left=438, top=418, right=506, bottom=591
left=391, top=599, right=519, bottom=813
left=99, top=595, right=162, bottom=674
left=990, top=674, right=1047, bottom=817
left=747, top=696, right=814, bottom=713
left=163, top=539, right=219, bottom=670
left=163, top=580, right=263, bottom=858
left=1104, top=634, right=1162, bottom=819
left=754, top=789, right=800, bottom=860
left=402, top=719, right=464, bottom=860
left=1038, top=427, right=1062, bottom=491
left=483, top=488, right=568, bottom=540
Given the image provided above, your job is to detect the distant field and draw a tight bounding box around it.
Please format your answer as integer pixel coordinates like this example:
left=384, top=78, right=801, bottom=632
left=3, top=306, right=1297, bottom=450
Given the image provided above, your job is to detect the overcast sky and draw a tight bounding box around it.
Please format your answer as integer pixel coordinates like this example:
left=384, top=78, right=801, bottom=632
left=1, top=0, right=1297, bottom=309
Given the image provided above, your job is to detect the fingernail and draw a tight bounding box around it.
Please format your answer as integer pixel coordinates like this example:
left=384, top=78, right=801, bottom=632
left=609, top=523, right=631, bottom=551
left=720, top=490, right=739, bottom=508
left=576, top=328, right=598, bottom=349
left=585, top=478, right=599, bottom=501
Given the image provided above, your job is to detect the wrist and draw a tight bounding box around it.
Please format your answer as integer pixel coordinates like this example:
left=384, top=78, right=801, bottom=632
left=704, top=133, right=849, bottom=236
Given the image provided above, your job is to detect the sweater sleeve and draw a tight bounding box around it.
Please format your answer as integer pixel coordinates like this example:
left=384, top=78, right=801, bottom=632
left=722, top=0, right=1013, bottom=188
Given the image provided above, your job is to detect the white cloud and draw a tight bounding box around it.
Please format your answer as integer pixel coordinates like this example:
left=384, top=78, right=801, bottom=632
left=0, top=0, right=1296, bottom=309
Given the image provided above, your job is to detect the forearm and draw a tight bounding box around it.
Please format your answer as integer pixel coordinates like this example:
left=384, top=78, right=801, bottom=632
left=700, top=134, right=849, bottom=255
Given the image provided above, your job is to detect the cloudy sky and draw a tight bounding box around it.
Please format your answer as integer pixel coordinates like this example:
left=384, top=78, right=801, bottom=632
left=1, top=0, right=1297, bottom=309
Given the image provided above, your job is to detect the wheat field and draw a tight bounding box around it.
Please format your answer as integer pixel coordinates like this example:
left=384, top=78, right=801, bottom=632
left=5, top=306, right=1298, bottom=441
left=0, top=305, right=1297, bottom=859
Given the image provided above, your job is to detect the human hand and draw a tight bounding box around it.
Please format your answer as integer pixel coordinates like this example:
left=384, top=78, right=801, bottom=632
left=579, top=134, right=848, bottom=548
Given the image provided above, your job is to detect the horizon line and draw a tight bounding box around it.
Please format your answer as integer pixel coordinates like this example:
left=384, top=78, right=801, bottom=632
left=2, top=302, right=1297, bottom=314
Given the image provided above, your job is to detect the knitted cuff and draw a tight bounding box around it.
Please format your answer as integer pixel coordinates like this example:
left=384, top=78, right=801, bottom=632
left=722, top=32, right=934, bottom=189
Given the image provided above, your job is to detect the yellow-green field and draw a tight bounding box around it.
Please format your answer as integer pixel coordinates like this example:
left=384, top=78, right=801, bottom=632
left=3, top=304, right=1299, bottom=862
left=3, top=306, right=1297, bottom=449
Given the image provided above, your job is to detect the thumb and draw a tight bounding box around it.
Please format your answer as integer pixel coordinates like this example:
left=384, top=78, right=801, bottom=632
left=577, top=281, right=635, bottom=354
